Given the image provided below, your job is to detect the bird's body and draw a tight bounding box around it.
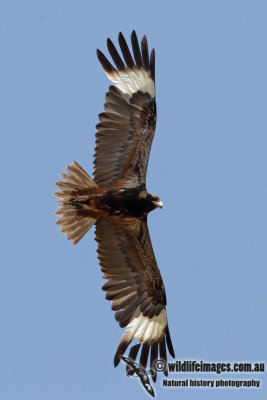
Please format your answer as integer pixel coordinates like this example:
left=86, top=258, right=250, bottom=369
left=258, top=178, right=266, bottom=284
left=54, top=31, right=175, bottom=380
left=69, top=187, right=162, bottom=219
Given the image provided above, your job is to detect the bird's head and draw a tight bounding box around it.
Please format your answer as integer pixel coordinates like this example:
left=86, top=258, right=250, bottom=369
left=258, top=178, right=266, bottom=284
left=151, top=194, right=163, bottom=209
left=137, top=190, right=163, bottom=213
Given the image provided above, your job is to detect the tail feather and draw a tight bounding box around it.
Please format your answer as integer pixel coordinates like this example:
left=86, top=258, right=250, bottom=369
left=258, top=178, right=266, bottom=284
left=54, top=161, right=98, bottom=244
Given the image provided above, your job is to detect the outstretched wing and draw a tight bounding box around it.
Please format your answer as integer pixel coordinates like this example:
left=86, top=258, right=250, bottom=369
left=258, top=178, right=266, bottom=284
left=94, top=31, right=156, bottom=189
left=95, top=217, right=175, bottom=381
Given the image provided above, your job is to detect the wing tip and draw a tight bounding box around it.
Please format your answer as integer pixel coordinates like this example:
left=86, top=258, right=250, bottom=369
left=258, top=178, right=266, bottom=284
left=114, top=332, right=133, bottom=367
left=166, top=324, right=175, bottom=358
left=113, top=322, right=175, bottom=382
left=97, top=30, right=156, bottom=89
left=96, top=48, right=116, bottom=75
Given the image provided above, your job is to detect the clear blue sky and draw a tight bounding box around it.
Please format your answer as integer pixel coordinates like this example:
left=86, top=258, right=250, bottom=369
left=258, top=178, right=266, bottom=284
left=1, top=1, right=266, bottom=399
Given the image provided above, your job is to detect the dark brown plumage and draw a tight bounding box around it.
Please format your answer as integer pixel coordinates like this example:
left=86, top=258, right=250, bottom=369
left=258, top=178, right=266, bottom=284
left=54, top=31, right=175, bottom=380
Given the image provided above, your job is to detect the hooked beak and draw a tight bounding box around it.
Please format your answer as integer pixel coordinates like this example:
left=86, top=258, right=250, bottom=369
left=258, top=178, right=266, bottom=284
left=154, top=199, right=163, bottom=209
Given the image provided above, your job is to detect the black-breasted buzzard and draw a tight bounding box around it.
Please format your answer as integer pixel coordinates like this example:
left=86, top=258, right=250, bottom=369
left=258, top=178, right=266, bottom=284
left=54, top=31, right=175, bottom=381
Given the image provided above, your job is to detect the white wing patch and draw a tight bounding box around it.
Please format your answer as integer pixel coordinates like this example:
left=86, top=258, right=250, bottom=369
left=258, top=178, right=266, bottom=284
left=119, top=307, right=167, bottom=346
left=104, top=68, right=155, bottom=98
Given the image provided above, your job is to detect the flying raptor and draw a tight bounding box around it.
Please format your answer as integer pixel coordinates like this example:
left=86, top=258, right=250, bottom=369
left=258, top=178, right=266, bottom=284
left=54, top=31, right=175, bottom=381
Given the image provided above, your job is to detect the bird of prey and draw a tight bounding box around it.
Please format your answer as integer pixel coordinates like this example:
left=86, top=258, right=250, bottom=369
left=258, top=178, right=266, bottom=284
left=54, top=31, right=175, bottom=380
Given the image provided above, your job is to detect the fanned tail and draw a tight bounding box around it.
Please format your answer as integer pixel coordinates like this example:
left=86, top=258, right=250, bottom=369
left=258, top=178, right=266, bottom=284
left=54, top=161, right=98, bottom=244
